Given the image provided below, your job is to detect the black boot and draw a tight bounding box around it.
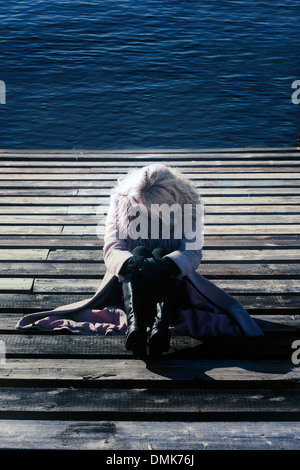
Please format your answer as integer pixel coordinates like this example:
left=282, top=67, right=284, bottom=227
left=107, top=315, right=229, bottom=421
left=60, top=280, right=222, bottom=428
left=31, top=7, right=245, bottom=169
left=122, top=275, right=148, bottom=359
left=149, top=278, right=180, bottom=358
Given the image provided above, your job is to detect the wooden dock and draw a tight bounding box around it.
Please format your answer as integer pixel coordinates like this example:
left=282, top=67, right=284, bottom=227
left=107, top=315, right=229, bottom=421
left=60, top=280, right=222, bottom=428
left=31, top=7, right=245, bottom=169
left=0, top=148, right=299, bottom=451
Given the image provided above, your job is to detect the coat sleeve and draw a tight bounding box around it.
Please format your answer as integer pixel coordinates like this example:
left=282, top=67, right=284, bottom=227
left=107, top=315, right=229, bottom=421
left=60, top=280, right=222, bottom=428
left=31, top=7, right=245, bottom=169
left=164, top=218, right=204, bottom=277
left=103, top=194, right=133, bottom=278
left=164, top=240, right=202, bottom=277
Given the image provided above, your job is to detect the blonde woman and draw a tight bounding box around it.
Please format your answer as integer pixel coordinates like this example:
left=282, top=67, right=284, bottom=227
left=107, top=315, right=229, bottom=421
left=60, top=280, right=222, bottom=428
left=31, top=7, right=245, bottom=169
left=102, top=163, right=263, bottom=358
left=16, top=163, right=263, bottom=357
left=103, top=163, right=205, bottom=358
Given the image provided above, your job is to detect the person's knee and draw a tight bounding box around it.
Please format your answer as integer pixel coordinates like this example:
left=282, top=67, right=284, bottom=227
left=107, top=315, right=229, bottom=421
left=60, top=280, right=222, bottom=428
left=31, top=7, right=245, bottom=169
left=132, top=245, right=152, bottom=258
left=152, top=247, right=169, bottom=259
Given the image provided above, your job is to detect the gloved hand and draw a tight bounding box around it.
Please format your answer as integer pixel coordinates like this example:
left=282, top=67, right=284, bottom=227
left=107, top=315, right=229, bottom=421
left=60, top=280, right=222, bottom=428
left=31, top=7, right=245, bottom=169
left=119, top=255, right=146, bottom=276
left=138, top=257, right=181, bottom=280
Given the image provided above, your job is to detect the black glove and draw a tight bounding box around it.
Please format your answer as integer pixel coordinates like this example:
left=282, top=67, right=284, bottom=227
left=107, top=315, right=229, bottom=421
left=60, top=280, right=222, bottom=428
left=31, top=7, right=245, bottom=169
left=119, top=255, right=146, bottom=276
left=138, top=257, right=181, bottom=279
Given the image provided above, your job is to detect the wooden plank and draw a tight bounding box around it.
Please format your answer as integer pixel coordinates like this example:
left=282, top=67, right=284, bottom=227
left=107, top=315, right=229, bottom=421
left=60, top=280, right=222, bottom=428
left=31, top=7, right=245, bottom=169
left=2, top=314, right=299, bottom=334
left=68, top=225, right=300, bottom=235
left=0, top=358, right=298, bottom=384
left=0, top=196, right=110, bottom=205
left=235, top=295, right=300, bottom=311
left=0, top=236, right=101, bottom=248
left=1, top=178, right=300, bottom=188
left=0, top=189, right=79, bottom=196
left=1, top=214, right=299, bottom=225
left=0, top=227, right=64, bottom=235
left=1, top=166, right=300, bottom=173
left=202, top=249, right=300, bottom=261
left=198, top=264, right=300, bottom=278
left=0, top=154, right=299, bottom=164
left=0, top=215, right=100, bottom=225
left=0, top=293, right=299, bottom=313
left=0, top=262, right=103, bottom=277
left=0, top=293, right=92, bottom=312
left=32, top=278, right=100, bottom=293
left=0, top=419, right=299, bottom=450
left=0, top=161, right=299, bottom=171
left=208, top=280, right=300, bottom=294
left=3, top=185, right=300, bottom=195
left=47, top=249, right=102, bottom=260
left=0, top=387, right=299, bottom=418
left=1, top=262, right=300, bottom=279
left=0, top=330, right=299, bottom=359
left=1, top=204, right=300, bottom=215
left=205, top=206, right=300, bottom=213
left=79, top=187, right=300, bottom=195
left=0, top=149, right=297, bottom=157
left=0, top=206, right=70, bottom=214
left=0, top=196, right=299, bottom=205
left=30, top=278, right=300, bottom=295
left=0, top=249, right=49, bottom=260
left=44, top=248, right=300, bottom=262
left=0, top=279, right=33, bottom=292
left=0, top=235, right=297, bottom=248
left=0, top=148, right=298, bottom=156
left=0, top=172, right=300, bottom=180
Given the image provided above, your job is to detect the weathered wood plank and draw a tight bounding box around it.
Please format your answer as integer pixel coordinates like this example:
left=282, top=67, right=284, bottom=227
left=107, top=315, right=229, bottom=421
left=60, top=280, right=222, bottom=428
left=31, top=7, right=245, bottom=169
left=0, top=189, right=79, bottom=196
left=0, top=293, right=299, bottom=313
left=0, top=224, right=297, bottom=235
left=0, top=249, right=49, bottom=260
left=1, top=178, right=300, bottom=188
left=202, top=249, right=300, bottom=261
left=0, top=227, right=65, bottom=235
left=0, top=293, right=93, bottom=312
left=0, top=235, right=297, bottom=248
left=0, top=172, right=299, bottom=180
left=0, top=359, right=298, bottom=389
left=1, top=186, right=298, bottom=197
left=31, top=278, right=300, bottom=295
left=32, top=278, right=99, bottom=293
left=44, top=248, right=300, bottom=262
left=0, top=206, right=70, bottom=214
left=1, top=262, right=300, bottom=279
left=0, top=196, right=298, bottom=205
left=47, top=249, right=102, bottom=260
left=195, top=280, right=300, bottom=294
left=0, top=387, right=299, bottom=418
left=0, top=330, right=299, bottom=360
left=68, top=224, right=300, bottom=235
left=0, top=419, right=299, bottom=450
left=0, top=279, right=33, bottom=292
left=0, top=157, right=299, bottom=166
left=1, top=313, right=300, bottom=333
left=1, top=214, right=300, bottom=225
left=0, top=148, right=297, bottom=156
left=0, top=227, right=64, bottom=235
left=1, top=166, right=300, bottom=174
left=1, top=205, right=300, bottom=215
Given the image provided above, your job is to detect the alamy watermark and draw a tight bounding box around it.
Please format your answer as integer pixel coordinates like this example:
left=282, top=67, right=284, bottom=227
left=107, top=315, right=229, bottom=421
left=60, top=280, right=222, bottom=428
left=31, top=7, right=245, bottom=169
left=291, top=80, right=300, bottom=104
left=0, top=80, right=6, bottom=105
left=291, top=340, right=300, bottom=365
left=97, top=202, right=205, bottom=250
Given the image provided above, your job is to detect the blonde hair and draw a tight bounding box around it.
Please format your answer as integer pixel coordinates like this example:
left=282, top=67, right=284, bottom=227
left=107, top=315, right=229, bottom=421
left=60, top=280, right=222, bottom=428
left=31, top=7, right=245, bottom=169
left=113, top=163, right=201, bottom=209
left=112, top=163, right=203, bottom=239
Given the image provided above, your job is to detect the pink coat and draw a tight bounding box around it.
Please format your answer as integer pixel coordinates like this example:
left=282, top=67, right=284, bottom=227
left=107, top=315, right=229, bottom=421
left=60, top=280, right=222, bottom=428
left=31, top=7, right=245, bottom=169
left=16, top=194, right=263, bottom=337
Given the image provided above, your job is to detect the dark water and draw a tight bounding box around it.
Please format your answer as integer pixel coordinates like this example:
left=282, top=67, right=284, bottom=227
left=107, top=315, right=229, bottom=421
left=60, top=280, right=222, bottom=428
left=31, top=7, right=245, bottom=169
left=0, top=0, right=299, bottom=150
